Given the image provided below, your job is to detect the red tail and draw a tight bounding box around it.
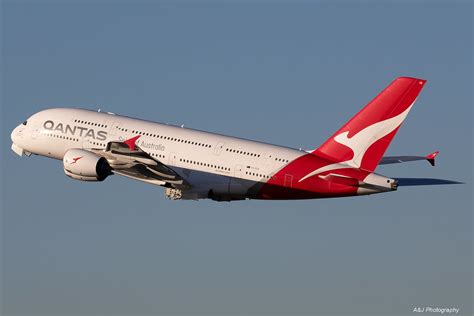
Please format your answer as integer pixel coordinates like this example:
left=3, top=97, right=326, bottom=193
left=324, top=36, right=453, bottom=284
left=313, top=77, right=427, bottom=172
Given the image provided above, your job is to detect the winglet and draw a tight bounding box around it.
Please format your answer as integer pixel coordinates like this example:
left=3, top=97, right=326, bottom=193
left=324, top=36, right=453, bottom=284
left=425, top=151, right=439, bottom=166
left=124, top=135, right=141, bottom=151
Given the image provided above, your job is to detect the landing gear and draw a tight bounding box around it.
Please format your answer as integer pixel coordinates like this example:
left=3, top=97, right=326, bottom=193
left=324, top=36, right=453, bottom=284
left=164, top=188, right=182, bottom=200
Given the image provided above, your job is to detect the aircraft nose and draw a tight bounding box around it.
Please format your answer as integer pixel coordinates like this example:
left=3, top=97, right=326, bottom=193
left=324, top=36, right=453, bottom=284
left=11, top=124, right=24, bottom=144
left=11, top=124, right=28, bottom=156
left=11, top=125, right=18, bottom=143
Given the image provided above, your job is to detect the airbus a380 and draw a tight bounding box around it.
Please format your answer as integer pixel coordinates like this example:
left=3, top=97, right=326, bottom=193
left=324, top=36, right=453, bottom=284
left=11, top=77, right=459, bottom=201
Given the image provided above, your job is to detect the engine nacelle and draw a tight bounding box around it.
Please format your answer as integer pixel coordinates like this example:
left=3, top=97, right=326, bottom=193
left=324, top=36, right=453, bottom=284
left=63, top=149, right=111, bottom=182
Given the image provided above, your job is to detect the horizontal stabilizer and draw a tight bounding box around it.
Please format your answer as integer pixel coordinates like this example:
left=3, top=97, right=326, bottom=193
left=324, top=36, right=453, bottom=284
left=395, top=178, right=463, bottom=186
left=380, top=151, right=439, bottom=166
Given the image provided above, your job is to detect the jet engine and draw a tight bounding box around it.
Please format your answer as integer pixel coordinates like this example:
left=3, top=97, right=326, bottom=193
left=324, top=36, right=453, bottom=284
left=63, top=149, right=111, bottom=181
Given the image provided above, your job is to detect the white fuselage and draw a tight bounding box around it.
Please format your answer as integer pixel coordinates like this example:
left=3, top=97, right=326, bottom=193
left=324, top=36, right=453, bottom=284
left=11, top=108, right=306, bottom=200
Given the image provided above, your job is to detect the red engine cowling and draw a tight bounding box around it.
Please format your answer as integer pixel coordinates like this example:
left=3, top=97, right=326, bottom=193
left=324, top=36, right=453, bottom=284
left=63, top=149, right=111, bottom=181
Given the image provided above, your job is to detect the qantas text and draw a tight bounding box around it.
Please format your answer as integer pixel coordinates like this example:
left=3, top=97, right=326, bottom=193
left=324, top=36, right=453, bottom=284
left=43, top=120, right=107, bottom=141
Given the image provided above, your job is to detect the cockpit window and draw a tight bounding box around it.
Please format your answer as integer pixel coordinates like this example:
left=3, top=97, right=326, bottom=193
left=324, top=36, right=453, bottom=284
left=22, top=121, right=27, bottom=126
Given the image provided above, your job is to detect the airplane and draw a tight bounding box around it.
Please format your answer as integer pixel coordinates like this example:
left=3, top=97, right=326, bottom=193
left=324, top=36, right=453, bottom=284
left=10, top=77, right=460, bottom=201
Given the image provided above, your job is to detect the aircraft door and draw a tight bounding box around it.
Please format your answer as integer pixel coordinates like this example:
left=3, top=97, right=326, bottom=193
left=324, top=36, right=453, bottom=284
left=214, top=142, right=225, bottom=155
left=169, top=152, right=177, bottom=166
left=229, top=165, right=247, bottom=197
left=82, top=137, right=92, bottom=149
left=284, top=174, right=293, bottom=188
left=109, top=121, right=123, bottom=140
left=263, top=152, right=273, bottom=165
left=31, top=128, right=39, bottom=140
left=234, top=164, right=243, bottom=179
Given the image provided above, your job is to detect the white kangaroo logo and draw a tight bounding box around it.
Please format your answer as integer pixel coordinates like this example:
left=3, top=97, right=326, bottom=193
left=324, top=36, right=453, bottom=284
left=298, top=101, right=415, bottom=183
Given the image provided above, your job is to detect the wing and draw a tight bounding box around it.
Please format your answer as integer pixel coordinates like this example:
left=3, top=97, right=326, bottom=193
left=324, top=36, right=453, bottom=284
left=90, top=135, right=188, bottom=188
left=379, top=151, right=439, bottom=166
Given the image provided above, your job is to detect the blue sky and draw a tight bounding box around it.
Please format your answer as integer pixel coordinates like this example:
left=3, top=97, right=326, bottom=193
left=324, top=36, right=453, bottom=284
left=1, top=2, right=472, bottom=315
